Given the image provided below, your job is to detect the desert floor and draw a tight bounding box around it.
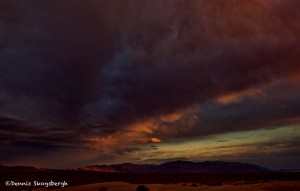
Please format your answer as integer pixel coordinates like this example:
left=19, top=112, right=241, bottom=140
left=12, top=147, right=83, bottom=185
left=32, top=181, right=300, bottom=191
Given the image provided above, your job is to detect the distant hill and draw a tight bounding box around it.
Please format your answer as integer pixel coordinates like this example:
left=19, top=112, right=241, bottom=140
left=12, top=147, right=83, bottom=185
left=0, top=161, right=270, bottom=173
left=75, top=160, right=270, bottom=173
left=277, top=169, right=300, bottom=173
left=67, top=165, right=119, bottom=173
left=0, top=164, right=52, bottom=172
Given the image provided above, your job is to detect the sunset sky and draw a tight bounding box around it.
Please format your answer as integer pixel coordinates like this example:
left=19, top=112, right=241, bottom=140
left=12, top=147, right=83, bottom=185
left=0, top=0, right=300, bottom=169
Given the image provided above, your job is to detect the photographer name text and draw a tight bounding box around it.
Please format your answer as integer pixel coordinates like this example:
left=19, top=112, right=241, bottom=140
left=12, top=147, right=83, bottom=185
left=5, top=180, right=68, bottom=188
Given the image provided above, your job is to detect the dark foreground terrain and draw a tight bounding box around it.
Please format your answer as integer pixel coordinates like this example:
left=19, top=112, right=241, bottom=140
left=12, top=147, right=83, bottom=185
left=1, top=171, right=300, bottom=191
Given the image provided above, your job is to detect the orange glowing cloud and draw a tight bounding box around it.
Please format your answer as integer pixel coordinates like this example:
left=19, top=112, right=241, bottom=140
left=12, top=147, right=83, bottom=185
left=150, top=137, right=161, bottom=143
left=159, top=112, right=183, bottom=122
left=78, top=110, right=198, bottom=154
left=216, top=87, right=265, bottom=105
left=129, top=120, right=156, bottom=134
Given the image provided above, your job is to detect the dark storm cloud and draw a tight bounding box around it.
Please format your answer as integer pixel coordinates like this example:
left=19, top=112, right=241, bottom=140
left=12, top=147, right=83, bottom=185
left=194, top=78, right=300, bottom=136
left=84, top=0, right=300, bottom=127
left=1, top=0, right=300, bottom=166
left=0, top=0, right=117, bottom=125
left=1, top=0, right=299, bottom=128
left=150, top=77, right=300, bottom=141
left=0, top=117, right=78, bottom=156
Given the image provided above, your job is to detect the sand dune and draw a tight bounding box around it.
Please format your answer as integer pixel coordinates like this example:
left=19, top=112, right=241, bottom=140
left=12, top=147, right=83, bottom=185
left=32, top=181, right=300, bottom=191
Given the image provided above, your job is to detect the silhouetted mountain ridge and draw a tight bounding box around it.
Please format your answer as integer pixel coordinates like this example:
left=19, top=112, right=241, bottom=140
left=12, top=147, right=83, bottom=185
left=0, top=161, right=269, bottom=173
left=80, top=160, right=270, bottom=173
left=0, top=164, right=52, bottom=172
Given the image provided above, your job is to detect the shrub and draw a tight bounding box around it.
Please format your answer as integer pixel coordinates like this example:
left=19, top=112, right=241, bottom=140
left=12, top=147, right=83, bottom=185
left=99, top=186, right=108, bottom=191
left=136, top=185, right=150, bottom=191
left=208, top=182, right=223, bottom=186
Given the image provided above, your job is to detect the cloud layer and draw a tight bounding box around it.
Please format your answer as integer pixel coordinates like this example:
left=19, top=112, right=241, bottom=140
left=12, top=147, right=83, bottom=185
left=0, top=0, right=300, bottom=168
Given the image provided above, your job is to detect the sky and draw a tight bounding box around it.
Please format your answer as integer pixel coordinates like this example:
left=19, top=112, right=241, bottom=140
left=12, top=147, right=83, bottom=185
left=0, top=0, right=300, bottom=169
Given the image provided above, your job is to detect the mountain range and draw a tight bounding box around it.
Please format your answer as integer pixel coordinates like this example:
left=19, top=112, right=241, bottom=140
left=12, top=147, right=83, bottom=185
left=0, top=164, right=52, bottom=172
left=0, top=161, right=271, bottom=173
left=0, top=161, right=270, bottom=173
left=68, top=160, right=269, bottom=173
